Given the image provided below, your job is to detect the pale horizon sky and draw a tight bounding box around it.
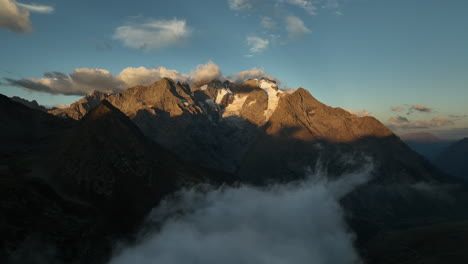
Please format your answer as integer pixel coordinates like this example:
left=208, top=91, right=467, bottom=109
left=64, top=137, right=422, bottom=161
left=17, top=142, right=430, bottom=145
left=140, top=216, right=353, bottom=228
left=1, top=0, right=467, bottom=139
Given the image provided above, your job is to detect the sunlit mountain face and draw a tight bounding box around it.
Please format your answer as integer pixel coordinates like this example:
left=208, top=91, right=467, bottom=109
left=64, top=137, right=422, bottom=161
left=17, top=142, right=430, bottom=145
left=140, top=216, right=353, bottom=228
left=1, top=1, right=468, bottom=263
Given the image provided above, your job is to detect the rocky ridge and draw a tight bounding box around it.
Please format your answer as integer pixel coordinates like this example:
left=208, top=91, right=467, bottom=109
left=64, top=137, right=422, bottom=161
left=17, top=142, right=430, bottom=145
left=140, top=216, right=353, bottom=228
left=49, top=91, right=110, bottom=119
left=50, top=78, right=393, bottom=173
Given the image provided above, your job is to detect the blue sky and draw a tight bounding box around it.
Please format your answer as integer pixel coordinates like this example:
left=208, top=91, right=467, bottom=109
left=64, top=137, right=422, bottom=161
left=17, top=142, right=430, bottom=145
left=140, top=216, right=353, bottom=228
left=0, top=0, right=467, bottom=139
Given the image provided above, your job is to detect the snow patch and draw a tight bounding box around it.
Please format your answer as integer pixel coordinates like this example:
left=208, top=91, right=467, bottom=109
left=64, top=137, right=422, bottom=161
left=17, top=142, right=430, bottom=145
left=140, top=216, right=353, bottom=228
left=200, top=84, right=208, bottom=91
left=259, top=79, right=282, bottom=120
left=222, top=94, right=248, bottom=118
left=215, top=87, right=232, bottom=104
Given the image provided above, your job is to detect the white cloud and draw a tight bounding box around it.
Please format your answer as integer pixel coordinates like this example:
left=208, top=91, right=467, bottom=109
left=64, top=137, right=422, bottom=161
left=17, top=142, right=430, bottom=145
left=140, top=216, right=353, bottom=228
left=322, top=0, right=339, bottom=9
left=228, top=0, right=318, bottom=15
left=260, top=16, right=276, bottom=29
left=0, top=0, right=54, bottom=33
left=190, top=61, right=223, bottom=83
left=285, top=15, right=311, bottom=38
left=246, top=36, right=270, bottom=53
left=51, top=103, right=70, bottom=109
left=229, top=67, right=277, bottom=83
left=347, top=109, right=372, bottom=117
left=114, top=18, right=192, bottom=50
left=119, top=67, right=189, bottom=87
left=228, top=0, right=254, bottom=11
left=278, top=0, right=318, bottom=15
left=15, top=2, right=54, bottom=14
left=110, top=166, right=372, bottom=264
left=0, top=0, right=31, bottom=33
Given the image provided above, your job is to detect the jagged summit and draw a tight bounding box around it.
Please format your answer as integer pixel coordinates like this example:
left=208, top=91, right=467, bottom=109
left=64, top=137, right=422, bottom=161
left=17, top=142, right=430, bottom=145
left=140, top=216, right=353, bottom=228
left=10, top=96, right=48, bottom=112
left=46, top=77, right=398, bottom=176
left=49, top=90, right=110, bottom=119
left=49, top=76, right=395, bottom=141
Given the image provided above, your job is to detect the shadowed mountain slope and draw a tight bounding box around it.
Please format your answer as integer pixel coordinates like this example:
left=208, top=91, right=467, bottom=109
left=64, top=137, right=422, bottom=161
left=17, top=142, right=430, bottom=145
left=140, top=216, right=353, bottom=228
left=434, top=138, right=468, bottom=179
left=0, top=95, right=232, bottom=264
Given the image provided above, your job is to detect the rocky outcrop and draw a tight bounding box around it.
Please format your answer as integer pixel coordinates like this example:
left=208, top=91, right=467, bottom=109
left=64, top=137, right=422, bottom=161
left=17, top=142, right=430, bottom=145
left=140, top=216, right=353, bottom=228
left=48, top=91, right=110, bottom=119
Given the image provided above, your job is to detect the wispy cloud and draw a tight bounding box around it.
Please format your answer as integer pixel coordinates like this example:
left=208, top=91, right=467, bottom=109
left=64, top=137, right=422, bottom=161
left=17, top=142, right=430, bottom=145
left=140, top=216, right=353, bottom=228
left=347, top=109, right=372, bottom=117
left=278, top=0, right=318, bottom=15
left=15, top=2, right=54, bottom=14
left=228, top=0, right=254, bottom=11
left=390, top=106, right=404, bottom=112
left=113, top=18, right=192, bottom=50
left=448, top=114, right=468, bottom=118
left=285, top=15, right=311, bottom=38
left=390, top=104, right=434, bottom=115
left=260, top=16, right=276, bottom=29
left=387, top=116, right=455, bottom=130
left=409, top=105, right=432, bottom=113
left=246, top=36, right=270, bottom=53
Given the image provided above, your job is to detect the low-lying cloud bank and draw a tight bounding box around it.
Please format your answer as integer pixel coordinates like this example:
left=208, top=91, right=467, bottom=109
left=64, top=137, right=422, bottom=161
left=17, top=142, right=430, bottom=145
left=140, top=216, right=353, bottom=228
left=387, top=115, right=455, bottom=130
left=109, top=166, right=372, bottom=264
left=4, top=62, right=284, bottom=96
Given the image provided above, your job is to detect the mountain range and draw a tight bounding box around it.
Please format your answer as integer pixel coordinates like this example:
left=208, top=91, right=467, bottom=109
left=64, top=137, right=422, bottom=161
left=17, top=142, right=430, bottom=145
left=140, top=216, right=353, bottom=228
left=2, top=78, right=468, bottom=263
